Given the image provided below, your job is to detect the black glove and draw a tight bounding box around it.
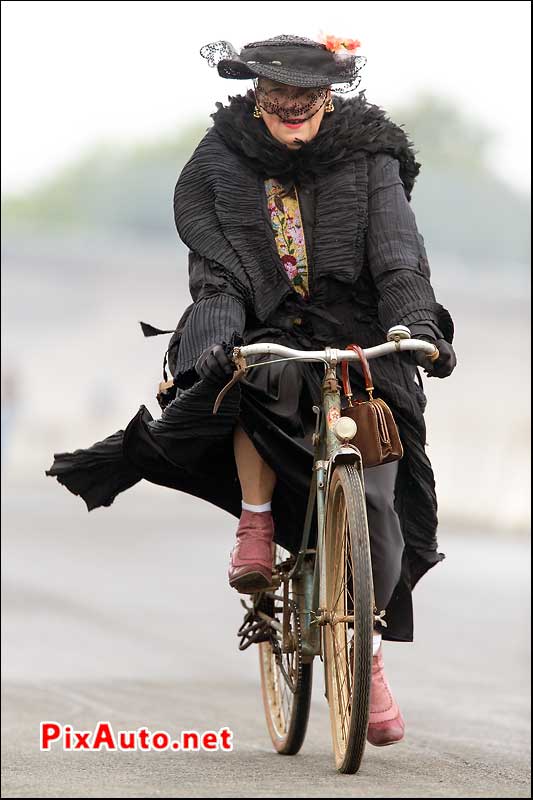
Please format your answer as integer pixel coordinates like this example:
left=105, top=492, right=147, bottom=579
left=414, top=335, right=457, bottom=378
left=195, top=343, right=235, bottom=384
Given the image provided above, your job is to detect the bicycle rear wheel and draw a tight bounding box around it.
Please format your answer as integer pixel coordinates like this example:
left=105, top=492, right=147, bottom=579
left=323, top=463, right=374, bottom=774
left=259, top=546, right=313, bottom=755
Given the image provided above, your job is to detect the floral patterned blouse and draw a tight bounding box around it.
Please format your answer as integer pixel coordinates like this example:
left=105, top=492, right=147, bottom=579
left=264, top=178, right=310, bottom=301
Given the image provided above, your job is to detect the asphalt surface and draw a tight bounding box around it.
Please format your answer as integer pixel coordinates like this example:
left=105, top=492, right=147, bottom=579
left=2, top=481, right=531, bottom=797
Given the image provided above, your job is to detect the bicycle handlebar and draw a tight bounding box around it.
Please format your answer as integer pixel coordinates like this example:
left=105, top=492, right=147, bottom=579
left=233, top=338, right=438, bottom=364
left=213, top=327, right=439, bottom=414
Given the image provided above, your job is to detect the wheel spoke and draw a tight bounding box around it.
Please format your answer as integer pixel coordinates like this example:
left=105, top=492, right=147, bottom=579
left=331, top=625, right=352, bottom=735
left=331, top=628, right=349, bottom=741
left=331, top=502, right=345, bottom=604
left=331, top=509, right=350, bottom=611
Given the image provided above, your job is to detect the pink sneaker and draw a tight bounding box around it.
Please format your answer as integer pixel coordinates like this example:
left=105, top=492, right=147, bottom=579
left=228, top=510, right=274, bottom=594
left=366, top=645, right=405, bottom=746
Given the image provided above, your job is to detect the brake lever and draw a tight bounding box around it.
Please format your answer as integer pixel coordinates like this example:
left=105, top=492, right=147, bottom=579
left=212, top=351, right=247, bottom=415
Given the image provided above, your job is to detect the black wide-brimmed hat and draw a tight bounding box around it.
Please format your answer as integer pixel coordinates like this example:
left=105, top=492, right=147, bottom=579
left=200, top=34, right=365, bottom=92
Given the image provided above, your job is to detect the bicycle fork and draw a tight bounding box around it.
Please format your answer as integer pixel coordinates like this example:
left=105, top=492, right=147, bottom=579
left=312, top=361, right=363, bottom=654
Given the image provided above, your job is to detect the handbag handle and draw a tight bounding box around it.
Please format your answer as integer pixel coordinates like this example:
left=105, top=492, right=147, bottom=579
left=341, top=343, right=374, bottom=406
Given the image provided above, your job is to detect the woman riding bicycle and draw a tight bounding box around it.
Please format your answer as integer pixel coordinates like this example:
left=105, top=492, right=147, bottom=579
left=47, top=33, right=457, bottom=748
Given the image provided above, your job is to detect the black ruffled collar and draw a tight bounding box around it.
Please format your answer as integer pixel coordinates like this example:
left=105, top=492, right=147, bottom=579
left=211, top=89, right=420, bottom=198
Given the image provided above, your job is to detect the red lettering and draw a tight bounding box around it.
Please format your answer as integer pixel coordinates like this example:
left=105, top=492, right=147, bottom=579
left=138, top=728, right=151, bottom=750
left=152, top=732, right=170, bottom=750
left=118, top=731, right=136, bottom=750
left=202, top=732, right=217, bottom=751
left=64, top=725, right=72, bottom=750
left=39, top=722, right=235, bottom=754
left=219, top=728, right=233, bottom=750
left=92, top=722, right=117, bottom=750
left=182, top=731, right=199, bottom=750
left=74, top=731, right=91, bottom=750
left=40, top=722, right=61, bottom=750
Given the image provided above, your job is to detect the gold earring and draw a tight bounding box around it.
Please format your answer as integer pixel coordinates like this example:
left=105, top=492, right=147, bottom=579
left=253, top=104, right=262, bottom=118
left=325, top=98, right=334, bottom=113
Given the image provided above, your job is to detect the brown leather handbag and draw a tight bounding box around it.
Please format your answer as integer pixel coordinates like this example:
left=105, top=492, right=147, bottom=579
left=341, top=343, right=403, bottom=468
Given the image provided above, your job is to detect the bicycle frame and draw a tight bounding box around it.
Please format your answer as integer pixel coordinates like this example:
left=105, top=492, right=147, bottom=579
left=283, top=357, right=364, bottom=661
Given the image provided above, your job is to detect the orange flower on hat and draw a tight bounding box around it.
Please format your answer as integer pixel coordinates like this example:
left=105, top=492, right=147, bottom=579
left=319, top=32, right=361, bottom=53
left=343, top=39, right=361, bottom=51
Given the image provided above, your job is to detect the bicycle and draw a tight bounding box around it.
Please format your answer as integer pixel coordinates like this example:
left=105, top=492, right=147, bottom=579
left=224, top=324, right=438, bottom=774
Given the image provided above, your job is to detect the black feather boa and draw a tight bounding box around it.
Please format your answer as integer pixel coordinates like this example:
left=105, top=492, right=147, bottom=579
left=211, top=89, right=421, bottom=200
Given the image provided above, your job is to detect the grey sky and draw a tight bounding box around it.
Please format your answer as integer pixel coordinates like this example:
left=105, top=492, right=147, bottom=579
left=1, top=0, right=531, bottom=195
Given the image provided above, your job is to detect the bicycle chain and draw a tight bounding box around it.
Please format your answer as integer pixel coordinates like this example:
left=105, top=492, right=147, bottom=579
left=270, top=596, right=303, bottom=693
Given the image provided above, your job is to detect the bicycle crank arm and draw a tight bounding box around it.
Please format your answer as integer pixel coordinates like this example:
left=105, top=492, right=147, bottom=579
left=255, top=610, right=283, bottom=634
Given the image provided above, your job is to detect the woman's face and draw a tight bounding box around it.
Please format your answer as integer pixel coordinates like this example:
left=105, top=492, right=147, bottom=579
left=255, top=78, right=331, bottom=150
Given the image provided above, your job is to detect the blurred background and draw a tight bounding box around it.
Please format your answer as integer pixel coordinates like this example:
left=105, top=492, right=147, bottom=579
left=1, top=2, right=531, bottom=797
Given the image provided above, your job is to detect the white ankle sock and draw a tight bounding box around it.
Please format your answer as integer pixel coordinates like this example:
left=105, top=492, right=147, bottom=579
left=241, top=500, right=272, bottom=513
left=373, top=633, right=382, bottom=656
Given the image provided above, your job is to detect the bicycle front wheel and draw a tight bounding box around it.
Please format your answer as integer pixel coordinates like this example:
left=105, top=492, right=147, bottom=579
left=323, top=463, right=374, bottom=774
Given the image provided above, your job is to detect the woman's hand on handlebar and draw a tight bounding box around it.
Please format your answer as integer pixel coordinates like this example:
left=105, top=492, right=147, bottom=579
left=195, top=343, right=236, bottom=384
left=414, top=335, right=457, bottom=378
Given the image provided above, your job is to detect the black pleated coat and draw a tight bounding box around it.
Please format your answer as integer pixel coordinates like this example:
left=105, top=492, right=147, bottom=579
left=47, top=90, right=455, bottom=642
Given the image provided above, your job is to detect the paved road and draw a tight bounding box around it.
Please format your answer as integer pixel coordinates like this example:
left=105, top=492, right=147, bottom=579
left=2, top=481, right=531, bottom=797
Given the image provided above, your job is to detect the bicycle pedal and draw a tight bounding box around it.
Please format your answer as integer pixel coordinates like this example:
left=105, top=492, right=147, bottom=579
left=230, top=571, right=272, bottom=595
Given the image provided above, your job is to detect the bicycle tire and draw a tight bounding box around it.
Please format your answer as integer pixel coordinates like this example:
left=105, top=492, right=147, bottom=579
left=259, top=547, right=313, bottom=755
left=323, top=463, right=373, bottom=774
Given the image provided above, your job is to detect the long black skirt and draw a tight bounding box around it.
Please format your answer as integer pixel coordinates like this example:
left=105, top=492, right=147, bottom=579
left=46, top=326, right=411, bottom=640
